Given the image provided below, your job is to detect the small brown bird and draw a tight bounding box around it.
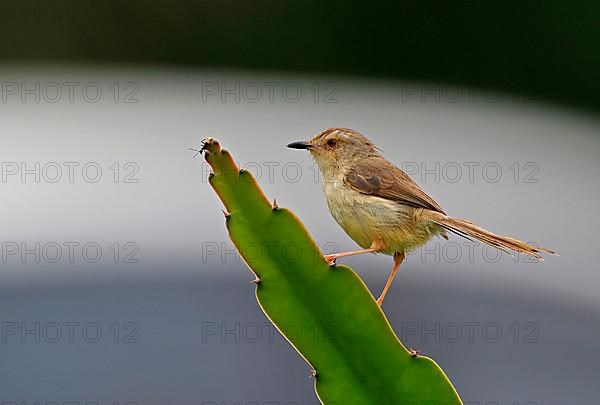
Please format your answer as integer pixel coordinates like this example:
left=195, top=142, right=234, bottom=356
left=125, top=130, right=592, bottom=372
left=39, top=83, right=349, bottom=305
left=288, top=128, right=556, bottom=306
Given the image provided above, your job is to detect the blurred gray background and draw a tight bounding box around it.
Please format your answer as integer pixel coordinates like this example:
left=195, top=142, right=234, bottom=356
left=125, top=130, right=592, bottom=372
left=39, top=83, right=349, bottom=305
left=0, top=66, right=599, bottom=404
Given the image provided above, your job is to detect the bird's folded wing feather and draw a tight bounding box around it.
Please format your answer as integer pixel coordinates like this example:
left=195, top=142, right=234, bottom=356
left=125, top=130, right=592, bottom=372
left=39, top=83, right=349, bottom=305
left=344, top=156, right=446, bottom=214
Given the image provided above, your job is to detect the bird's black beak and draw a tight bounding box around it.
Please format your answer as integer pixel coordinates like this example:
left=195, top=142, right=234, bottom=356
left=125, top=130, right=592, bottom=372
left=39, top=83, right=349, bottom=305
left=287, top=141, right=312, bottom=150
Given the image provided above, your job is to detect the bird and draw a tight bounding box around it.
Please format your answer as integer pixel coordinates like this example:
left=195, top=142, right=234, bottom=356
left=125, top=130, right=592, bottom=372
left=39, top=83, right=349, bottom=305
left=287, top=128, right=556, bottom=306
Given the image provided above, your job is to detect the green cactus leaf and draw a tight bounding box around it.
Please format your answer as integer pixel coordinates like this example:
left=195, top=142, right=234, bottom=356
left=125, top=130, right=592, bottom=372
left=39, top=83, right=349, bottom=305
left=203, top=138, right=462, bottom=405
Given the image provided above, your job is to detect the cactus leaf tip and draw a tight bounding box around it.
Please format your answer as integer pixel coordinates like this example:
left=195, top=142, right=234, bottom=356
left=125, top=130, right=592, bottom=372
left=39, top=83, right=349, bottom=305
left=203, top=137, right=219, bottom=151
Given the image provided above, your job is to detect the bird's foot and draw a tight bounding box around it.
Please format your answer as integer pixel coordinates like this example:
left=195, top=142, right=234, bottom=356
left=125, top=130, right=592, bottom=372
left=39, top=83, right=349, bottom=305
left=376, top=296, right=384, bottom=306
left=324, top=254, right=337, bottom=266
left=408, top=348, right=421, bottom=358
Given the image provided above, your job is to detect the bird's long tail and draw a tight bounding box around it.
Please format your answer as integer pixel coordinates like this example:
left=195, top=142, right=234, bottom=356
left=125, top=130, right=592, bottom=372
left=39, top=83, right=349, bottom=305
left=432, top=215, right=557, bottom=260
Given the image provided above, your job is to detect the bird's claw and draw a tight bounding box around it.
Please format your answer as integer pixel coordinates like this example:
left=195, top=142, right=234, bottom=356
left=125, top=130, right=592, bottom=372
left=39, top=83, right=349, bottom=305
left=324, top=254, right=337, bottom=266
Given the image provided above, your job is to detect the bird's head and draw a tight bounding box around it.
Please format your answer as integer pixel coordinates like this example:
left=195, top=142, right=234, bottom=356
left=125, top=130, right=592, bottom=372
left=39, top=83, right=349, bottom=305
left=287, top=128, right=379, bottom=173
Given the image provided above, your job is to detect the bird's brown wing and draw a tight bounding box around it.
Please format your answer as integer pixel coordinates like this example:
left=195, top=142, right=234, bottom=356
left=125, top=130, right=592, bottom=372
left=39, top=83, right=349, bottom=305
left=344, top=156, right=446, bottom=214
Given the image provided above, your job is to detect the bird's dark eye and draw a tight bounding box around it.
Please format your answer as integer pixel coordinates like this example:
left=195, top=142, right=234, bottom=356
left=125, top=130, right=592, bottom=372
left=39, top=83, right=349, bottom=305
left=327, top=139, right=337, bottom=147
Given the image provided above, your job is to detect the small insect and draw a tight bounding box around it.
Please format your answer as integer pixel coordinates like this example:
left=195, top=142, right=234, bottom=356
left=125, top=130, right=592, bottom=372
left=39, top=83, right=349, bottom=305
left=408, top=348, right=421, bottom=358
left=189, top=138, right=211, bottom=158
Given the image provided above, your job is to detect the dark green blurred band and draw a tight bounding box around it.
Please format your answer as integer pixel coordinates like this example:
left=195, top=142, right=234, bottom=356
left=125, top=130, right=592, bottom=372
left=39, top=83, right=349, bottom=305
left=1, top=0, right=599, bottom=112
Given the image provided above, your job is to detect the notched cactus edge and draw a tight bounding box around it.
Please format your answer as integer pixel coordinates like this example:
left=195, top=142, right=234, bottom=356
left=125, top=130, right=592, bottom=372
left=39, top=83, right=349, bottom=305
left=202, top=138, right=463, bottom=405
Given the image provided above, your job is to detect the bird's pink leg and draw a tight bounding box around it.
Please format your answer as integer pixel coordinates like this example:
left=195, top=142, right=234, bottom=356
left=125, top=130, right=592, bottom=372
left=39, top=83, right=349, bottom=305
left=376, top=252, right=405, bottom=306
left=324, top=241, right=384, bottom=265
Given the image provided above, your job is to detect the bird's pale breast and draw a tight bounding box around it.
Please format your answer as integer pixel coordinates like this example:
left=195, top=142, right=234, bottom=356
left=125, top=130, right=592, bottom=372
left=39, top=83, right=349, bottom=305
left=323, top=177, right=440, bottom=255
